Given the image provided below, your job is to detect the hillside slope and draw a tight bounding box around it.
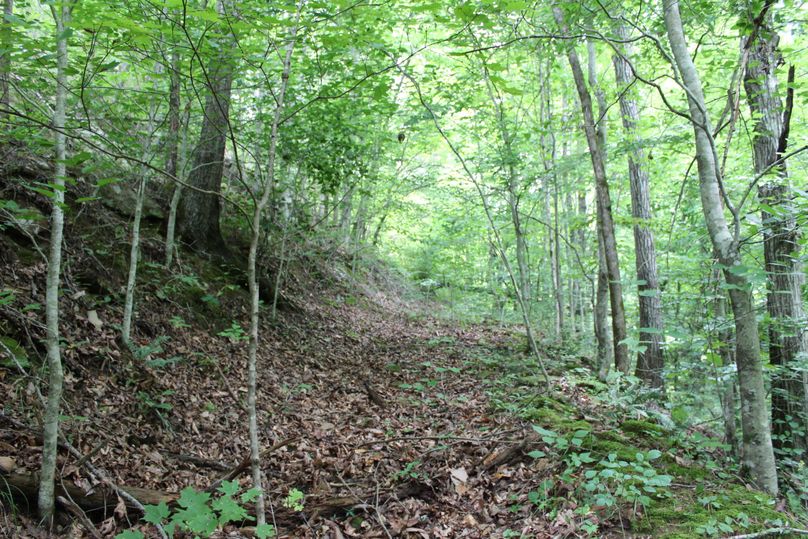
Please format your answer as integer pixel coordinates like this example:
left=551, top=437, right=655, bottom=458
left=0, top=153, right=802, bottom=538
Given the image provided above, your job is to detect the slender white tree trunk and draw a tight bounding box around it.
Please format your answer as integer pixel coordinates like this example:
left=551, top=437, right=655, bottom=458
left=39, top=0, right=71, bottom=522
left=663, top=0, right=778, bottom=494
left=555, top=10, right=629, bottom=373
left=247, top=4, right=301, bottom=526
left=165, top=103, right=190, bottom=268
left=122, top=66, right=159, bottom=345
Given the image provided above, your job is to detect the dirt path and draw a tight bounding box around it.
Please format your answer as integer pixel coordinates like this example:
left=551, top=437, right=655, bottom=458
left=1, top=258, right=561, bottom=538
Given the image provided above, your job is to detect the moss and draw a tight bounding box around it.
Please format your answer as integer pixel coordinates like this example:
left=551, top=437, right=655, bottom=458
left=519, top=395, right=591, bottom=434
left=522, top=406, right=566, bottom=426
left=664, top=462, right=709, bottom=482
left=586, top=438, right=642, bottom=461
left=635, top=485, right=784, bottom=538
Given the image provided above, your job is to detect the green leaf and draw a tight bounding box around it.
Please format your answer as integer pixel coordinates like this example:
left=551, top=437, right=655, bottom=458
left=142, top=501, right=170, bottom=525
left=212, top=495, right=248, bottom=524
left=241, top=487, right=262, bottom=503
left=115, top=531, right=145, bottom=539
left=527, top=450, right=546, bottom=459
left=255, top=523, right=276, bottom=539
left=218, top=480, right=240, bottom=497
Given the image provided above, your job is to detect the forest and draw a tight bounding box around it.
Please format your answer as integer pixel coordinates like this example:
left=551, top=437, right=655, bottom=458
left=0, top=0, right=806, bottom=537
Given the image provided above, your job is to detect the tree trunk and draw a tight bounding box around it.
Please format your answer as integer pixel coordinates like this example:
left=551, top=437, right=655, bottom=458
left=555, top=13, right=629, bottom=373
left=742, top=6, right=808, bottom=456
left=0, top=0, right=12, bottom=114
left=245, top=4, right=301, bottom=526
left=663, top=0, right=778, bottom=494
left=611, top=24, right=665, bottom=389
left=177, top=0, right=234, bottom=255
left=716, top=289, right=739, bottom=457
left=39, top=1, right=70, bottom=522
left=122, top=67, right=159, bottom=345
left=481, top=62, right=531, bottom=310
left=165, top=44, right=181, bottom=179
left=595, top=229, right=612, bottom=380
left=539, top=57, right=561, bottom=338
left=165, top=102, right=191, bottom=267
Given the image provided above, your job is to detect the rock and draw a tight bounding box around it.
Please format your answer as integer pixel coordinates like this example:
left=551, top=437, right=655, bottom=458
left=98, top=181, right=164, bottom=220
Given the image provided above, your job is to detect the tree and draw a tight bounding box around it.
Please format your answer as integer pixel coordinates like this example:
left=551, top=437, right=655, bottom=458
left=663, top=0, right=778, bottom=494
left=611, top=23, right=665, bottom=389
left=741, top=3, right=807, bottom=456
left=554, top=7, right=630, bottom=374
left=38, top=0, right=74, bottom=522
left=177, top=0, right=236, bottom=254
left=0, top=0, right=12, bottom=115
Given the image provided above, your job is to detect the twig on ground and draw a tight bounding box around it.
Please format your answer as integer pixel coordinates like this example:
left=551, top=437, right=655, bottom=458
left=56, top=495, right=102, bottom=539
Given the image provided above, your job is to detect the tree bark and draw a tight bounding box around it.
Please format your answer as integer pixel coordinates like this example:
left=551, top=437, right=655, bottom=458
left=663, top=0, right=778, bottom=494
left=555, top=13, right=629, bottom=373
left=611, top=24, right=665, bottom=389
left=742, top=7, right=807, bottom=454
left=539, top=56, right=561, bottom=338
left=39, top=0, right=71, bottom=522
left=716, top=288, right=739, bottom=457
left=177, top=0, right=235, bottom=255
left=165, top=45, right=181, bottom=179
left=165, top=101, right=190, bottom=267
left=595, top=228, right=612, bottom=380
left=123, top=66, right=159, bottom=345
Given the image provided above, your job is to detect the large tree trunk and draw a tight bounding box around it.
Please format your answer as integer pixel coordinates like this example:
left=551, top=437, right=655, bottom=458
left=663, top=0, right=778, bottom=494
left=39, top=1, right=70, bottom=522
left=177, top=0, right=234, bottom=255
left=715, top=288, right=739, bottom=457
left=555, top=14, right=629, bottom=373
left=611, top=24, right=665, bottom=389
left=742, top=6, right=808, bottom=455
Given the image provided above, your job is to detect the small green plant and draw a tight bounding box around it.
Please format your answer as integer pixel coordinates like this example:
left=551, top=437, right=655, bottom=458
left=136, top=390, right=174, bottom=428
left=115, top=482, right=275, bottom=539
left=218, top=321, right=248, bottom=342
left=698, top=494, right=722, bottom=511
left=282, top=488, right=305, bottom=511
left=695, top=516, right=735, bottom=536
left=0, top=336, right=29, bottom=368
left=132, top=336, right=170, bottom=362
left=169, top=316, right=190, bottom=329
left=394, top=459, right=424, bottom=481
left=0, top=288, right=15, bottom=306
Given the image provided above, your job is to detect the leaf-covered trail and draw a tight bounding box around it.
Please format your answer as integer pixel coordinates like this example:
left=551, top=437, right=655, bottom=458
left=1, top=252, right=571, bottom=538
left=240, top=284, right=557, bottom=538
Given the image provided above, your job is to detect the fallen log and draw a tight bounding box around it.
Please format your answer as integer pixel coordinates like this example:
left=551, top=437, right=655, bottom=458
left=308, top=480, right=430, bottom=521
left=0, top=469, right=176, bottom=517
left=206, top=437, right=298, bottom=493
left=476, top=434, right=540, bottom=471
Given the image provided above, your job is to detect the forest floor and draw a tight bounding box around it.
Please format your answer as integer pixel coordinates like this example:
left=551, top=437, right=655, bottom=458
left=0, top=161, right=801, bottom=538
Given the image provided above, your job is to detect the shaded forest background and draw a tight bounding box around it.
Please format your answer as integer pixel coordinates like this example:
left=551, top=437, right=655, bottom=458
left=0, top=0, right=807, bottom=537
